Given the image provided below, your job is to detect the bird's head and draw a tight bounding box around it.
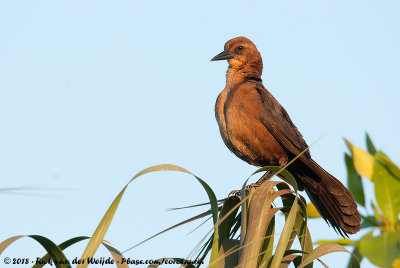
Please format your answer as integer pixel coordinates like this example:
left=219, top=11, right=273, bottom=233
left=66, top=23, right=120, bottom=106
left=211, top=36, right=263, bottom=73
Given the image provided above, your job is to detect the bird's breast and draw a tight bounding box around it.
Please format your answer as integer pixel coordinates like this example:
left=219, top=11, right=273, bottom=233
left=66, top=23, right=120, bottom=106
left=215, top=87, right=231, bottom=149
left=215, top=83, right=288, bottom=166
left=215, top=86, right=252, bottom=163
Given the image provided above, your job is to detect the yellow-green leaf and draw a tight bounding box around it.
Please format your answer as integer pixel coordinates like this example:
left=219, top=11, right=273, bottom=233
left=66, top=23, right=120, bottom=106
left=372, top=159, right=400, bottom=230
left=359, top=231, right=400, bottom=268
left=345, top=153, right=365, bottom=206
left=316, top=239, right=356, bottom=246
left=306, top=203, right=321, bottom=218
left=375, top=151, right=400, bottom=182
left=392, top=257, right=400, bottom=268
left=345, top=139, right=374, bottom=180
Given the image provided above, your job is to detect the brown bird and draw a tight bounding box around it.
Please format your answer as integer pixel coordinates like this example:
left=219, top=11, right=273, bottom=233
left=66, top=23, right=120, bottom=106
left=211, top=36, right=361, bottom=236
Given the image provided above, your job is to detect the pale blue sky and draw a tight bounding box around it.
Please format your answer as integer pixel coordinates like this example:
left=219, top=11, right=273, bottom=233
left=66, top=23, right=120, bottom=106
left=1, top=1, right=399, bottom=267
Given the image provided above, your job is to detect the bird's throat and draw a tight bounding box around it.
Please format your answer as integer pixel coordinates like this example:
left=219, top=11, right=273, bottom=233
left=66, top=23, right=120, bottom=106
left=226, top=63, right=262, bottom=87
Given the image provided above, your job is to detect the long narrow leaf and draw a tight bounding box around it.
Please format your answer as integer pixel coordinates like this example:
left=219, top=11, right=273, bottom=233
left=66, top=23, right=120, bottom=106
left=297, top=244, right=357, bottom=268
left=345, top=153, right=365, bottom=206
left=347, top=247, right=363, bottom=268
left=239, top=182, right=290, bottom=267
left=240, top=177, right=252, bottom=251
left=168, top=199, right=225, bottom=211
left=77, top=164, right=218, bottom=268
left=32, top=237, right=89, bottom=268
left=126, top=210, right=212, bottom=251
left=258, top=217, right=275, bottom=267
left=365, top=133, right=377, bottom=155
left=217, top=239, right=240, bottom=268
left=0, top=235, right=70, bottom=268
left=218, top=196, right=241, bottom=247
left=270, top=195, right=298, bottom=268
left=31, top=236, right=129, bottom=268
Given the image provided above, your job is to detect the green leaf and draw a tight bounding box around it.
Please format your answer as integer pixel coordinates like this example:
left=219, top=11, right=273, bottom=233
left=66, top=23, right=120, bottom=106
left=195, top=235, right=213, bottom=267
left=208, top=192, right=247, bottom=267
left=0, top=235, right=70, bottom=268
left=347, top=247, right=363, bottom=268
left=345, top=153, right=365, bottom=206
left=365, top=133, right=377, bottom=155
left=32, top=237, right=89, bottom=268
left=275, top=183, right=313, bottom=267
left=375, top=151, right=400, bottom=182
left=258, top=217, right=275, bottom=267
left=345, top=140, right=400, bottom=230
left=76, top=164, right=218, bottom=268
left=218, top=196, right=241, bottom=248
left=209, top=196, right=240, bottom=268
left=29, top=235, right=71, bottom=268
left=359, top=231, right=400, bottom=268
left=270, top=194, right=298, bottom=268
left=293, top=211, right=313, bottom=268
left=217, top=239, right=240, bottom=268
left=371, top=201, right=383, bottom=224
left=360, top=215, right=381, bottom=229
left=228, top=214, right=241, bottom=239
left=0, top=236, right=128, bottom=268
left=372, top=158, right=400, bottom=230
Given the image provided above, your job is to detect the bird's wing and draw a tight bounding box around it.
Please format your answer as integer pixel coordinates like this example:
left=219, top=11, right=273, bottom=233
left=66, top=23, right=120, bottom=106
left=251, top=83, right=311, bottom=159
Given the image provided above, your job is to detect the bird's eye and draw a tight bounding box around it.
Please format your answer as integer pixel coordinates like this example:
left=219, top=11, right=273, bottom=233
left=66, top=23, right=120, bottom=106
left=237, top=46, right=244, bottom=50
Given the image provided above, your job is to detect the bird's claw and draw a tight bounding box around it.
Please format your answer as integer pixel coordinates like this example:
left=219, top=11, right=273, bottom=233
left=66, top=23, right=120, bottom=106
left=228, top=184, right=259, bottom=197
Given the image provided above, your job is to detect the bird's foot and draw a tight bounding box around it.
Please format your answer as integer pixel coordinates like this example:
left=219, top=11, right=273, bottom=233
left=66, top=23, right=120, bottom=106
left=228, top=171, right=274, bottom=197
left=228, top=184, right=259, bottom=197
left=228, top=185, right=254, bottom=197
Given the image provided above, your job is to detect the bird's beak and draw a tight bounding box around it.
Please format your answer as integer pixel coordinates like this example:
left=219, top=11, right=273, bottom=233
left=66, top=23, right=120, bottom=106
left=210, top=50, right=234, bottom=61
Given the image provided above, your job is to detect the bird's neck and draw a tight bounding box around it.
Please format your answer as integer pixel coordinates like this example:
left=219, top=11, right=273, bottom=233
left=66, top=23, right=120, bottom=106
left=226, top=62, right=262, bottom=86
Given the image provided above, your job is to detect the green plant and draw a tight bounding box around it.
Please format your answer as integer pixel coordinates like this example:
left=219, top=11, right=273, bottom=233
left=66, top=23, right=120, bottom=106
left=134, top=166, right=357, bottom=267
left=317, top=134, right=400, bottom=268
left=1, top=165, right=356, bottom=267
left=190, top=166, right=356, bottom=268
